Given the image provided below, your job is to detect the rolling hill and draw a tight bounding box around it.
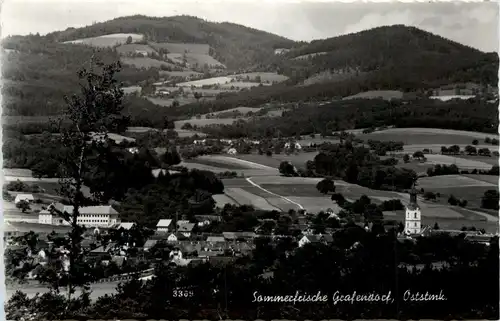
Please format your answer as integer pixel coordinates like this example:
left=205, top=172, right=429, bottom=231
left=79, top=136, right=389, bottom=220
left=46, top=15, right=296, bottom=70
left=2, top=18, right=497, bottom=129
left=281, top=25, right=498, bottom=86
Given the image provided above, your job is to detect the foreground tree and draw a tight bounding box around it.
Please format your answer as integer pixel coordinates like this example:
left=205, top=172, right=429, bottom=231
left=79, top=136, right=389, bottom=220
left=48, top=56, right=129, bottom=304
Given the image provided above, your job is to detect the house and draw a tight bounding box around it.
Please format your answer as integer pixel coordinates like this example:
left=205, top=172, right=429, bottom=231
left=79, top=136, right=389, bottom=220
left=15, top=194, right=34, bottom=204
left=156, top=219, right=173, bottom=233
left=298, top=235, right=321, bottom=247
left=47, top=203, right=120, bottom=227
left=227, top=148, right=237, bottom=155
left=143, top=239, right=158, bottom=251
left=177, top=220, right=190, bottom=227
left=298, top=234, right=334, bottom=247
left=465, top=234, right=494, bottom=246
left=117, top=222, right=135, bottom=230
left=166, top=233, right=188, bottom=242
left=206, top=236, right=225, bottom=243
left=178, top=223, right=195, bottom=238
left=284, top=142, right=302, bottom=150
left=127, top=147, right=139, bottom=154
left=39, top=210, right=65, bottom=225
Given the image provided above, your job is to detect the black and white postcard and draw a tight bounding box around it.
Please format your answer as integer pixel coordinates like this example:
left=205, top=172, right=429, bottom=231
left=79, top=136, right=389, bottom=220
left=2, top=0, right=499, bottom=320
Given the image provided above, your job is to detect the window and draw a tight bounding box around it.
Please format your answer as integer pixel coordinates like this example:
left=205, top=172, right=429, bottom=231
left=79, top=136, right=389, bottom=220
left=414, top=212, right=417, bottom=219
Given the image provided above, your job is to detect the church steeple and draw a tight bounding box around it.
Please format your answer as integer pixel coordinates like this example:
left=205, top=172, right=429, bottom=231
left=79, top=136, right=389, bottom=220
left=409, top=179, right=418, bottom=205
left=410, top=186, right=417, bottom=205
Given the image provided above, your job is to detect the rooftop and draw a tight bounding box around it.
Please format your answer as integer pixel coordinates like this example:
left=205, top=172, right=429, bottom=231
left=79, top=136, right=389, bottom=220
left=156, top=219, right=173, bottom=227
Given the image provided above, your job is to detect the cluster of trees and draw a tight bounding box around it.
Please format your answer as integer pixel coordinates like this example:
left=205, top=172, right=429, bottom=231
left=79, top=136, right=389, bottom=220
left=366, top=140, right=404, bottom=156
left=484, top=136, right=499, bottom=145
left=464, top=145, right=493, bottom=156
left=118, top=168, right=224, bottom=226
left=312, top=143, right=417, bottom=190
left=199, top=99, right=498, bottom=139
left=426, top=164, right=460, bottom=177
left=481, top=190, right=499, bottom=210
left=5, top=180, right=44, bottom=194
left=7, top=227, right=498, bottom=320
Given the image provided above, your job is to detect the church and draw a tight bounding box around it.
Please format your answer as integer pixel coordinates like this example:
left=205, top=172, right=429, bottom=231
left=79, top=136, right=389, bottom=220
left=404, top=185, right=421, bottom=235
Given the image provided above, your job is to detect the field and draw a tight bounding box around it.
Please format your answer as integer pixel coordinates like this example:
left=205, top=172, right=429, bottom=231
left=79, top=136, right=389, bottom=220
left=454, top=155, right=498, bottom=166
left=174, top=118, right=240, bottom=129
left=219, top=82, right=262, bottom=89
left=167, top=53, right=225, bottom=68
left=343, top=90, right=404, bottom=101
left=423, top=154, right=493, bottom=170
left=2, top=115, right=53, bottom=125
left=122, top=86, right=142, bottom=95
left=115, top=44, right=158, bottom=56
left=62, top=33, right=144, bottom=47
left=148, top=42, right=210, bottom=55
left=120, top=57, right=176, bottom=69
left=147, top=97, right=198, bottom=107
left=125, top=127, right=206, bottom=137
left=229, top=152, right=319, bottom=169
left=188, top=155, right=275, bottom=170
left=230, top=72, right=289, bottom=83
left=159, top=71, right=203, bottom=78
left=176, top=76, right=234, bottom=87
left=292, top=52, right=328, bottom=60
left=417, top=174, right=499, bottom=210
left=198, top=107, right=261, bottom=119
left=209, top=154, right=499, bottom=232
left=360, top=128, right=499, bottom=142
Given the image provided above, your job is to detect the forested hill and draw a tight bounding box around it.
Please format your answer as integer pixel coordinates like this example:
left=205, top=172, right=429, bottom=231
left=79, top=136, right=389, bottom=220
left=280, top=25, right=498, bottom=86
left=44, top=15, right=296, bottom=69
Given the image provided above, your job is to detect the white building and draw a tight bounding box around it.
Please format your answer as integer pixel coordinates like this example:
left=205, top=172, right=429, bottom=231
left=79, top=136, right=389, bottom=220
left=156, top=219, right=173, bottom=233
left=298, top=235, right=320, bottom=247
left=127, top=147, right=139, bottom=154
left=227, top=148, right=237, bottom=155
left=404, top=187, right=421, bottom=235
left=41, top=204, right=121, bottom=227
left=15, top=194, right=34, bottom=204
left=38, top=210, right=65, bottom=225
left=167, top=233, right=178, bottom=242
left=284, top=142, right=302, bottom=150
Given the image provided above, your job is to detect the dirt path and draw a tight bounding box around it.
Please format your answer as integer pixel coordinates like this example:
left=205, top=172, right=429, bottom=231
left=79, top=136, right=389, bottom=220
left=246, top=177, right=305, bottom=210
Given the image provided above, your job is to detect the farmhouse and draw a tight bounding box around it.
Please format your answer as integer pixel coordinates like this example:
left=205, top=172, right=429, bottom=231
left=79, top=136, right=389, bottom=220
left=178, top=223, right=195, bottom=238
left=15, top=194, right=34, bottom=204
left=298, top=234, right=334, bottom=247
left=45, top=203, right=120, bottom=227
left=156, top=219, right=173, bottom=233
left=284, top=142, right=302, bottom=150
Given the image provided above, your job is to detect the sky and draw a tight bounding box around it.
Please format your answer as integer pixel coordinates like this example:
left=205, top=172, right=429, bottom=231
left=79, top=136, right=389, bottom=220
left=1, top=0, right=498, bottom=52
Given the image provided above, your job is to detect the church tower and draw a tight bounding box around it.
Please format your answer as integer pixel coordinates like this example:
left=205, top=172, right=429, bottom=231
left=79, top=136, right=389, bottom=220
left=404, top=184, right=421, bottom=235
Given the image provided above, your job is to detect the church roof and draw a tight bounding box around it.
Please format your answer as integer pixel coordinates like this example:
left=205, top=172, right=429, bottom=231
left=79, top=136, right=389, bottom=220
left=406, top=203, right=420, bottom=211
